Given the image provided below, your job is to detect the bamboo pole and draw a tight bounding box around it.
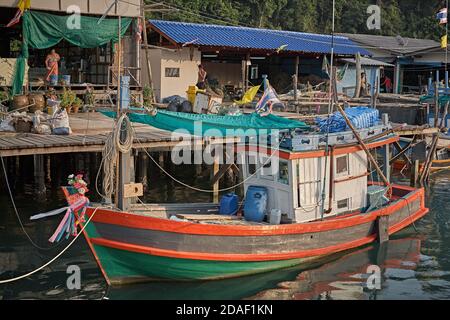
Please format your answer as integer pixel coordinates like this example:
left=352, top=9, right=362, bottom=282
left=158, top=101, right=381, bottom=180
left=354, top=52, right=362, bottom=98
left=141, top=0, right=155, bottom=104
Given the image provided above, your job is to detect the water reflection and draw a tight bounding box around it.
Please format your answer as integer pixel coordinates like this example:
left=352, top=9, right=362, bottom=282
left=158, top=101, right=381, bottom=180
left=1, top=157, right=450, bottom=300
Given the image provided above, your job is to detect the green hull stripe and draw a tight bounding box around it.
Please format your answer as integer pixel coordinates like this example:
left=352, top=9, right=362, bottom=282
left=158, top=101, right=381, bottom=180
left=92, top=244, right=305, bottom=282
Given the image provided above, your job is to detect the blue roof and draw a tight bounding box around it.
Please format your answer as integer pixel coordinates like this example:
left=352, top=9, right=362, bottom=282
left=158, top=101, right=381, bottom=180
left=149, top=20, right=371, bottom=56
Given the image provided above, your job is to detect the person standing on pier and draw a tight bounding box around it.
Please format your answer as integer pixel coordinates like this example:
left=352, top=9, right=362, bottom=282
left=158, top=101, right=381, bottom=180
left=197, top=64, right=207, bottom=89
left=45, top=49, right=60, bottom=82
left=381, top=74, right=392, bottom=93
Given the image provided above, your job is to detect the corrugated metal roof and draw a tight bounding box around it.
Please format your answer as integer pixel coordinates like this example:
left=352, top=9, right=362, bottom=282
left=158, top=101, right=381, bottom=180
left=338, top=33, right=439, bottom=55
left=340, top=57, right=394, bottom=67
left=149, top=20, right=371, bottom=56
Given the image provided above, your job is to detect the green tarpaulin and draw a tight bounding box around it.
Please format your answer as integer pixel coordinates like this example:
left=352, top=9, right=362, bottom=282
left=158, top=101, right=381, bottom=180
left=12, top=10, right=133, bottom=95
left=101, top=110, right=309, bottom=136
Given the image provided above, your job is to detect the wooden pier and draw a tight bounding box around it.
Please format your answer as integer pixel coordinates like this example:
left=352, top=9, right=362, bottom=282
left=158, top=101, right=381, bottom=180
left=0, top=113, right=234, bottom=157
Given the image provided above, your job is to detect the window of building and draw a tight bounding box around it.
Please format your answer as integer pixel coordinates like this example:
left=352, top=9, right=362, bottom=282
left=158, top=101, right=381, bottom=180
left=337, top=198, right=349, bottom=210
left=336, top=154, right=349, bottom=176
left=250, top=65, right=259, bottom=80
left=165, top=67, right=180, bottom=77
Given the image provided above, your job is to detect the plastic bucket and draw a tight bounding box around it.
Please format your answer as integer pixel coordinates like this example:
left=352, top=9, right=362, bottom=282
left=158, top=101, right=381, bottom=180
left=49, top=75, right=58, bottom=86
left=60, top=75, right=71, bottom=85
left=269, top=209, right=282, bottom=225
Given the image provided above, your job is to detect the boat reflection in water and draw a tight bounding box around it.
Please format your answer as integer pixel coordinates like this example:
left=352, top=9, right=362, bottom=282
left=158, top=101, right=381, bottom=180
left=106, top=237, right=422, bottom=300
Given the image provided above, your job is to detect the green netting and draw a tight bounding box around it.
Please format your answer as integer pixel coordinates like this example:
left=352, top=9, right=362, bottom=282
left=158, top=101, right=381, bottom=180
left=12, top=10, right=133, bottom=95
left=420, top=94, right=450, bottom=106
left=101, top=110, right=309, bottom=136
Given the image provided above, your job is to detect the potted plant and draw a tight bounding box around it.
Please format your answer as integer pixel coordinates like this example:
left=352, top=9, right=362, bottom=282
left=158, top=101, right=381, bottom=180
left=59, top=87, right=76, bottom=113
left=143, top=85, right=153, bottom=108
left=72, top=97, right=83, bottom=113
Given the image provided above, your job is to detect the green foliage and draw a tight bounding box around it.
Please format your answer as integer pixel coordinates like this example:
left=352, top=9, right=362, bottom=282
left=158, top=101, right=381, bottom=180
left=145, top=0, right=444, bottom=40
left=59, top=88, right=77, bottom=110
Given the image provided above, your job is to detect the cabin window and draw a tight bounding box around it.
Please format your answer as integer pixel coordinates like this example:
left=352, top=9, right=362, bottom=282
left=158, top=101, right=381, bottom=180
left=247, top=155, right=257, bottom=175
left=337, top=198, right=349, bottom=210
left=278, top=160, right=289, bottom=185
left=336, top=155, right=349, bottom=176
left=165, top=67, right=180, bottom=77
left=260, top=157, right=274, bottom=180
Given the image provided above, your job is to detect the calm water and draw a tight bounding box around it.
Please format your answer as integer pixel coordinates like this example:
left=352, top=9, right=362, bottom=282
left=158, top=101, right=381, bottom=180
left=1, top=154, right=450, bottom=300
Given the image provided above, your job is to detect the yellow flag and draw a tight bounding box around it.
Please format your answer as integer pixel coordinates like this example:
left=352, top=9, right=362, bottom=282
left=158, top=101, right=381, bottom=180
left=18, top=0, right=31, bottom=11
left=441, top=34, right=448, bottom=49
left=234, top=85, right=261, bottom=105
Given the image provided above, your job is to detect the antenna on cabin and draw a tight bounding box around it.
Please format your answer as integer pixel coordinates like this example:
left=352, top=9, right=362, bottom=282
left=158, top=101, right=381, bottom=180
left=320, top=0, right=336, bottom=220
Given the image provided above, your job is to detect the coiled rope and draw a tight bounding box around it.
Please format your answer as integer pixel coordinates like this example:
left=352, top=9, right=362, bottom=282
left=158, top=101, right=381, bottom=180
left=101, top=113, right=133, bottom=199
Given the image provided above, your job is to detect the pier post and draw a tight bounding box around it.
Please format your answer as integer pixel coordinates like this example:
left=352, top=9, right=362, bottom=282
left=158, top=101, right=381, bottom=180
left=118, top=150, right=133, bottom=211
left=376, top=215, right=389, bottom=243
left=33, top=154, right=46, bottom=197
left=45, top=155, right=51, bottom=183
left=212, top=154, right=220, bottom=204
left=410, top=160, right=420, bottom=187
left=382, top=144, right=391, bottom=183
left=138, top=151, right=149, bottom=191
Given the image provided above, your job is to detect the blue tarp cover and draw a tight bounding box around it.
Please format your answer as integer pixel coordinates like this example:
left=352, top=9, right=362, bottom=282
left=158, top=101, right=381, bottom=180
left=316, top=107, right=380, bottom=133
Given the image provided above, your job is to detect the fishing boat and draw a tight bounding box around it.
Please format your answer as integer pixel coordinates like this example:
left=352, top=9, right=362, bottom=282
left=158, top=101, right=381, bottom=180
left=59, top=105, right=429, bottom=286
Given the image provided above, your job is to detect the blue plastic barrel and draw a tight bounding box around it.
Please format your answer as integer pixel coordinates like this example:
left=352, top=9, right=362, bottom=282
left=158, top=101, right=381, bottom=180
left=244, top=186, right=268, bottom=222
left=219, top=193, right=239, bottom=215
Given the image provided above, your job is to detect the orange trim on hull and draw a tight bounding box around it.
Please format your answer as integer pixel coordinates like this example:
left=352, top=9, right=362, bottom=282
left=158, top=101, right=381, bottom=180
left=85, top=186, right=425, bottom=236
left=89, top=201, right=428, bottom=262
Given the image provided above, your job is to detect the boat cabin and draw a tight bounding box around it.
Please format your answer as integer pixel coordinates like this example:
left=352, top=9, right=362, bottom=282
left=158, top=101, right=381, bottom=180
left=238, top=121, right=395, bottom=223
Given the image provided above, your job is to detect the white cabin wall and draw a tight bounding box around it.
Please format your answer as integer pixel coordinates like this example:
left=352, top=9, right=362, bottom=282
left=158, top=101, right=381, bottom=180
left=294, top=151, right=368, bottom=223
left=295, top=156, right=330, bottom=222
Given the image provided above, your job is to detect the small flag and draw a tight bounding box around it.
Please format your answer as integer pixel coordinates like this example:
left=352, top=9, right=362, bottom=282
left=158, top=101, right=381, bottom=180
left=6, top=9, right=23, bottom=27
left=437, top=8, right=448, bottom=24
left=275, top=44, right=288, bottom=53
left=5, top=0, right=30, bottom=28
left=255, top=80, right=283, bottom=113
left=234, top=85, right=261, bottom=105
left=441, top=34, right=448, bottom=48
left=322, top=55, right=330, bottom=76
left=135, top=18, right=143, bottom=43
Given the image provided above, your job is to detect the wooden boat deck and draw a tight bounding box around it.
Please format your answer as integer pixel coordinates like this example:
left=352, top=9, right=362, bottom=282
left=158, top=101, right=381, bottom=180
left=0, top=113, right=235, bottom=157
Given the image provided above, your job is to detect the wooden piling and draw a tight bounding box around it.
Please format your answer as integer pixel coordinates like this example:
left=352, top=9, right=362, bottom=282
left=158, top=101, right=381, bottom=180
left=377, top=215, right=389, bottom=243
left=33, top=154, right=46, bottom=196
left=138, top=151, right=149, bottom=191
left=212, top=154, right=220, bottom=204
left=410, top=160, right=420, bottom=187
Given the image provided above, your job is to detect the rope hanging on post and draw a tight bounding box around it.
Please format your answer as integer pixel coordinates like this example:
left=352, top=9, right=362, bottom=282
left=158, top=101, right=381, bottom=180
left=102, top=114, right=133, bottom=199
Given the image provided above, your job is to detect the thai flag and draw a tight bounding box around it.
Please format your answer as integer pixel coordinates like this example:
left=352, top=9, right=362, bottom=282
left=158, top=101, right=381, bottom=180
left=255, top=81, right=282, bottom=113
left=6, top=8, right=23, bottom=28
left=437, top=8, right=448, bottom=24
left=135, top=18, right=143, bottom=43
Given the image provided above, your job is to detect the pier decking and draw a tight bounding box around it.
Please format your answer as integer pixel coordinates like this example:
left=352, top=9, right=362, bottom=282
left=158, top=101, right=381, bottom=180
left=0, top=113, right=230, bottom=157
